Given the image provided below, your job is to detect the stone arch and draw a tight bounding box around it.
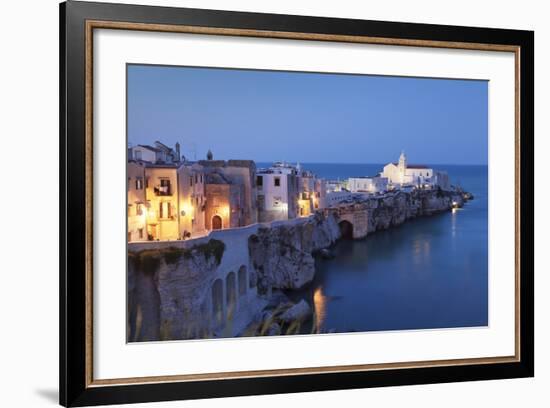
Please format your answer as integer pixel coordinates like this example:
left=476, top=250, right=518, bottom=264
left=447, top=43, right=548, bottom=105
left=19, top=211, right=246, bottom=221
left=211, top=279, right=224, bottom=325
left=238, top=266, right=247, bottom=296
left=226, top=272, right=237, bottom=318
left=212, top=215, right=222, bottom=230
left=339, top=220, right=354, bottom=239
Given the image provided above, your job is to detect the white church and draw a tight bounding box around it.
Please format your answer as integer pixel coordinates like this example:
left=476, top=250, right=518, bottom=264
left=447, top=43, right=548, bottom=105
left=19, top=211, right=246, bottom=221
left=381, top=151, right=449, bottom=190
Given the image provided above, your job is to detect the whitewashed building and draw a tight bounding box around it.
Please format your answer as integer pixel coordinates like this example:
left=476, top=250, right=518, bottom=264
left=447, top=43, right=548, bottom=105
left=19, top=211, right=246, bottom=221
left=129, top=141, right=182, bottom=164
left=256, top=162, right=299, bottom=222
left=326, top=179, right=348, bottom=193
left=326, top=191, right=354, bottom=206
left=381, top=151, right=434, bottom=187
left=348, top=176, right=388, bottom=194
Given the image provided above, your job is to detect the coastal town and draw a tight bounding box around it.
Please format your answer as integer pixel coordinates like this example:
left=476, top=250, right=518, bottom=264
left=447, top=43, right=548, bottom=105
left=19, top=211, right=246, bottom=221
left=128, top=140, right=454, bottom=243
left=127, top=140, right=472, bottom=342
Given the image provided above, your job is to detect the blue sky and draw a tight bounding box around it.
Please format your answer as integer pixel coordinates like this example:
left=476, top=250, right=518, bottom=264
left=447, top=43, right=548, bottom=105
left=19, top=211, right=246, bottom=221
left=127, top=64, right=488, bottom=165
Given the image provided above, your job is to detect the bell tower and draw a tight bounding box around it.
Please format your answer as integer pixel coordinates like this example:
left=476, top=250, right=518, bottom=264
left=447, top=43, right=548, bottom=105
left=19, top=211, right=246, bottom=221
left=398, top=151, right=407, bottom=182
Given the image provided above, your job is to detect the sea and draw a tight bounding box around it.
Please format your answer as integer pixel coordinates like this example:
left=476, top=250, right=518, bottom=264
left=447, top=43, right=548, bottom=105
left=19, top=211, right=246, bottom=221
left=259, top=162, right=489, bottom=333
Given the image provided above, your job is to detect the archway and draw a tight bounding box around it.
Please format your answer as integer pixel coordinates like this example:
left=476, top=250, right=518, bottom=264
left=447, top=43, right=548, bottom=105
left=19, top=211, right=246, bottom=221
left=238, top=266, right=247, bottom=296
left=226, top=272, right=236, bottom=319
left=212, top=215, right=222, bottom=230
left=339, top=220, right=354, bottom=240
left=211, top=279, right=224, bottom=325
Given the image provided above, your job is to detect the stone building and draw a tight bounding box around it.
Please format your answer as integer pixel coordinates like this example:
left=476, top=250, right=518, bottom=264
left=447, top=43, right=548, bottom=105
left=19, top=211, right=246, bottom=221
left=177, top=163, right=207, bottom=238
left=127, top=161, right=147, bottom=242
left=143, top=163, right=180, bottom=240
left=297, top=167, right=327, bottom=217
left=204, top=172, right=245, bottom=230
left=199, top=159, right=258, bottom=226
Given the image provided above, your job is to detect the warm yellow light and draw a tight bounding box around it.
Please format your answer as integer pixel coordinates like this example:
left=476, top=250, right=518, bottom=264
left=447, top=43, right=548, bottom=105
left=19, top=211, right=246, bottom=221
left=313, top=286, right=327, bottom=334
left=222, top=206, right=230, bottom=217
left=181, top=202, right=193, bottom=217
left=140, top=207, right=148, bottom=219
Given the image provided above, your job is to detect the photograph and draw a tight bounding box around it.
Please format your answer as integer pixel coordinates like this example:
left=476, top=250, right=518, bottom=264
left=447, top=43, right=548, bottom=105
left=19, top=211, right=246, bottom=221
left=126, top=64, right=488, bottom=342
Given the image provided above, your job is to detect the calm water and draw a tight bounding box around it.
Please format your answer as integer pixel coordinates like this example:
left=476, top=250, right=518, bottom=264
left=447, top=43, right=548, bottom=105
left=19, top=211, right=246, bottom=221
left=276, top=163, right=489, bottom=333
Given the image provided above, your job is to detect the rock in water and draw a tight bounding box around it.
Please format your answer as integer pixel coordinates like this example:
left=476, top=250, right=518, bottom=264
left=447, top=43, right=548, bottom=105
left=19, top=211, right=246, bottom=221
left=319, top=248, right=335, bottom=259
left=279, top=300, right=312, bottom=323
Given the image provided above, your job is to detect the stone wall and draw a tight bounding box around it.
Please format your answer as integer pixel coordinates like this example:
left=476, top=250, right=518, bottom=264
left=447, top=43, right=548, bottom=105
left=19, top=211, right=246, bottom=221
left=127, top=213, right=337, bottom=341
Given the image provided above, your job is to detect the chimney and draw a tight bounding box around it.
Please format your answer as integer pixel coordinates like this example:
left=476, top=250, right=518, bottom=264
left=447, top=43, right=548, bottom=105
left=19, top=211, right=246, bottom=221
left=175, top=142, right=181, bottom=162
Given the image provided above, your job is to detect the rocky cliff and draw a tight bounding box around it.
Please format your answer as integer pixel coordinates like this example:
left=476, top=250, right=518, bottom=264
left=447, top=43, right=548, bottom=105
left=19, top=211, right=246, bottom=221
left=365, top=189, right=464, bottom=233
left=248, top=212, right=341, bottom=294
left=248, top=189, right=466, bottom=295
left=128, top=240, right=226, bottom=341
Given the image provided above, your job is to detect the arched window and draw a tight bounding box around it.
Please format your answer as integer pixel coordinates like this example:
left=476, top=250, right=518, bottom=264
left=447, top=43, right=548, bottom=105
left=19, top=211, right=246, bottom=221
left=212, top=279, right=223, bottom=325
left=238, top=266, right=247, bottom=296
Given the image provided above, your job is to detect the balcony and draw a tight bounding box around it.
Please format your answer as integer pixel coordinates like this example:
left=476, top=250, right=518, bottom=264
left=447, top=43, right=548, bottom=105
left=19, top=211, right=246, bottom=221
left=154, top=185, right=172, bottom=196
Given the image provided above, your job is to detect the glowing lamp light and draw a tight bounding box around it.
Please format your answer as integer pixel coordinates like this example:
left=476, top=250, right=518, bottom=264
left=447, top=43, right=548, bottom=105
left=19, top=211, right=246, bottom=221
left=181, top=202, right=193, bottom=217
left=222, top=206, right=230, bottom=217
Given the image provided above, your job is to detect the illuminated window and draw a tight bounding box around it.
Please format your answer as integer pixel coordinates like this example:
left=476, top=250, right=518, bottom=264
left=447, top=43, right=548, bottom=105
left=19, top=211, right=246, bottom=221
left=160, top=179, right=171, bottom=194
left=160, top=202, right=171, bottom=219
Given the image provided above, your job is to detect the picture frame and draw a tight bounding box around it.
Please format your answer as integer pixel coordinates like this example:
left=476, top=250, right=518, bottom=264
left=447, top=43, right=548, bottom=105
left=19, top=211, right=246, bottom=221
left=59, top=0, right=534, bottom=406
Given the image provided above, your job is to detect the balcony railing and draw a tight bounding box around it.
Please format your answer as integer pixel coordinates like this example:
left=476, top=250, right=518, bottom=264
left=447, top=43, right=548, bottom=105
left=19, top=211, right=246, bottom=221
left=154, top=185, right=172, bottom=196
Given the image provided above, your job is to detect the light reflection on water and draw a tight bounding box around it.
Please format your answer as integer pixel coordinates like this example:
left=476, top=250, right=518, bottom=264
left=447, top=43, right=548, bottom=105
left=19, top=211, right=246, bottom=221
left=312, top=286, right=327, bottom=334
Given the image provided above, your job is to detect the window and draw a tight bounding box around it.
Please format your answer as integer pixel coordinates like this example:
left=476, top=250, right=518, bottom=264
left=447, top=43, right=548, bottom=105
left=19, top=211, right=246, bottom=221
left=256, top=175, right=263, bottom=187
left=135, top=178, right=143, bottom=190
left=135, top=150, right=142, bottom=160
left=190, top=176, right=193, bottom=186
left=159, top=179, right=171, bottom=195
left=274, top=177, right=280, bottom=187
left=136, top=203, right=143, bottom=216
left=257, top=195, right=265, bottom=210
left=138, top=228, right=144, bottom=239
left=195, top=174, right=198, bottom=184
left=160, top=202, right=171, bottom=219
